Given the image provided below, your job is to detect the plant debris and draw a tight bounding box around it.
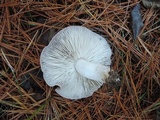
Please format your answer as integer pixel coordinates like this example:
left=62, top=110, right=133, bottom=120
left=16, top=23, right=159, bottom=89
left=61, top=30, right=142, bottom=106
left=142, top=0, right=160, bottom=8
left=131, top=3, right=144, bottom=40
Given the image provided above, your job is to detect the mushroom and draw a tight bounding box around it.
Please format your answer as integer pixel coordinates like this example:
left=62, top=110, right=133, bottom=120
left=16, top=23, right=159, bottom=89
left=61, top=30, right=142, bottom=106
left=40, top=26, right=113, bottom=99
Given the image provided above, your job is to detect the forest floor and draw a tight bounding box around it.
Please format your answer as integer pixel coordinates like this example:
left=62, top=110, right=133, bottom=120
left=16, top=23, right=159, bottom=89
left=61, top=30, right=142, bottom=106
left=0, top=0, right=160, bottom=120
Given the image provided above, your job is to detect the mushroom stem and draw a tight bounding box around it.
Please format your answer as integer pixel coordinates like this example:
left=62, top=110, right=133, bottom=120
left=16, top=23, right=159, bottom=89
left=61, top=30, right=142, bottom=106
left=75, top=58, right=110, bottom=83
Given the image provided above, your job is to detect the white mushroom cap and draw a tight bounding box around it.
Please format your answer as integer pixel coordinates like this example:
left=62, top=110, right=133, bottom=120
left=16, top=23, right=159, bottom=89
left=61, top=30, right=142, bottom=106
left=40, top=26, right=112, bottom=99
